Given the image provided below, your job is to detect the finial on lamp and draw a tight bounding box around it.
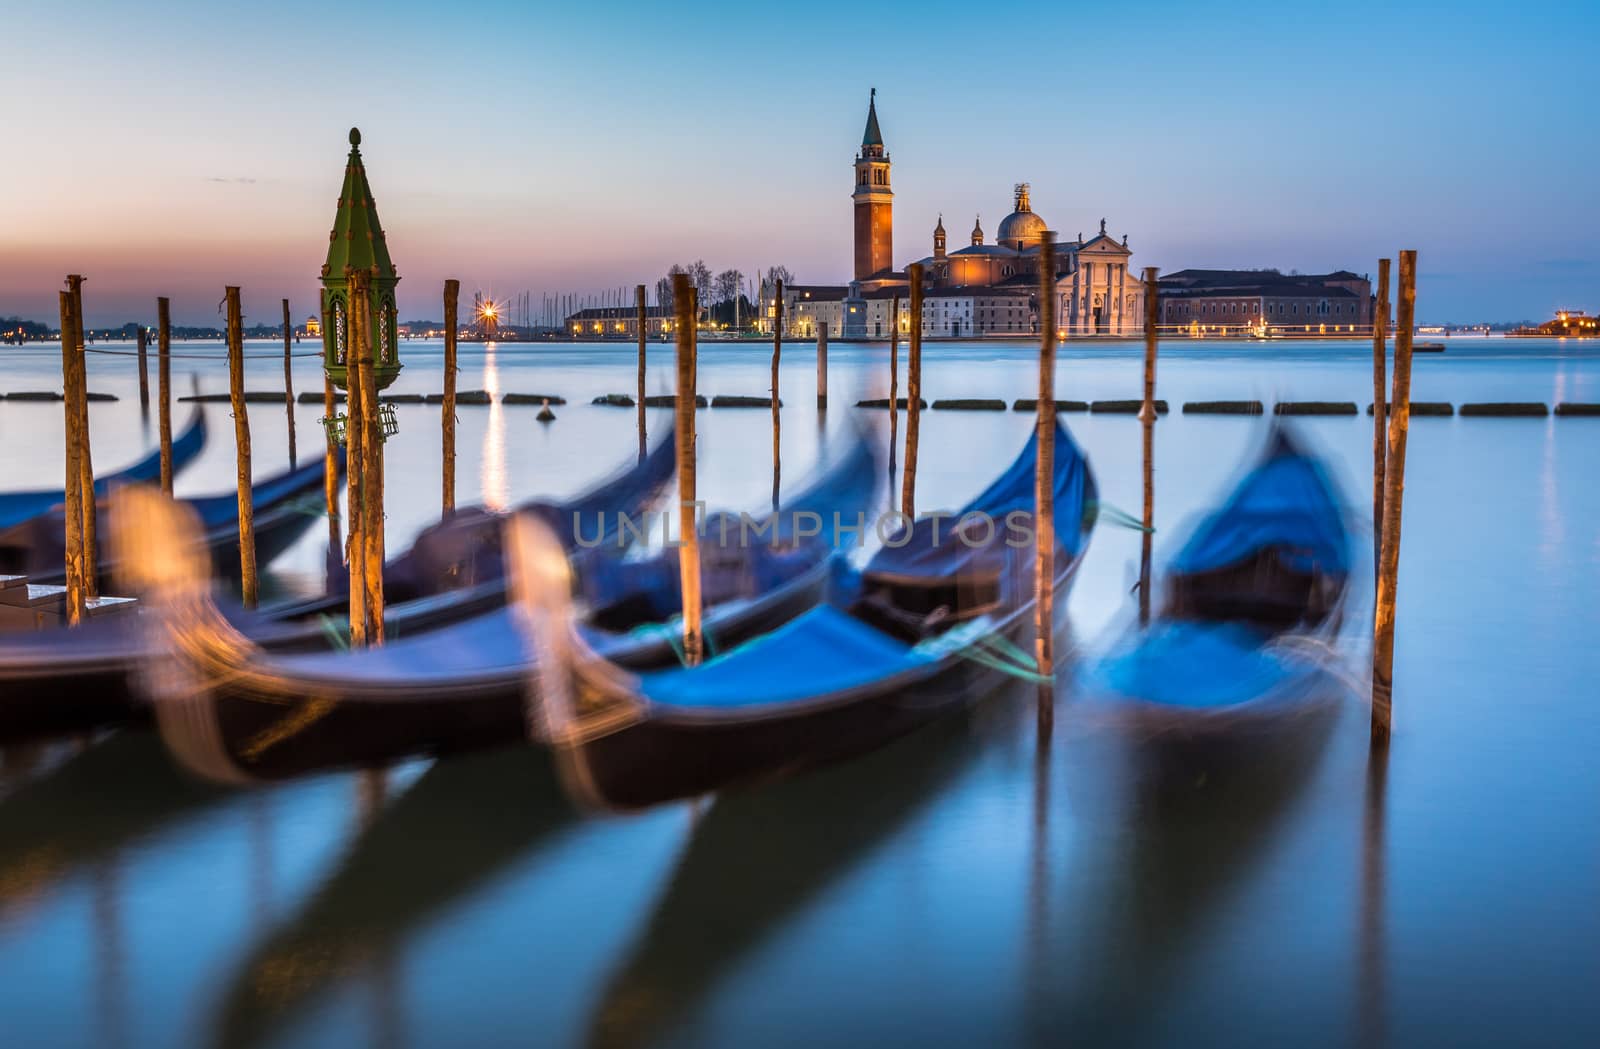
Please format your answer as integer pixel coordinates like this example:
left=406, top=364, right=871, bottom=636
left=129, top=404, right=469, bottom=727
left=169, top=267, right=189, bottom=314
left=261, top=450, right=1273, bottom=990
left=349, top=127, right=362, bottom=147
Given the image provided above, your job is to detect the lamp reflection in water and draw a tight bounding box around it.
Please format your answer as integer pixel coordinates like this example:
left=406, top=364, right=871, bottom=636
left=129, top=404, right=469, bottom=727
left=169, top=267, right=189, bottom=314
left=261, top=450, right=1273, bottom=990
left=482, top=343, right=507, bottom=511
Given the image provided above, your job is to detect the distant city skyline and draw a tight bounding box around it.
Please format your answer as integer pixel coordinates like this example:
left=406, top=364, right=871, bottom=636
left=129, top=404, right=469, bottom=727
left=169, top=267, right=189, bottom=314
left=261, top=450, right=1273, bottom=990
left=2, top=0, right=1595, bottom=326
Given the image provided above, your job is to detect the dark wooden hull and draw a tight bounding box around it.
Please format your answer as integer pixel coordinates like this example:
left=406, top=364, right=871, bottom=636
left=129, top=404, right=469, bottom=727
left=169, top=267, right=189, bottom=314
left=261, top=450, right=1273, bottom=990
left=160, top=561, right=835, bottom=782
left=1105, top=677, right=1345, bottom=798
left=561, top=560, right=1082, bottom=811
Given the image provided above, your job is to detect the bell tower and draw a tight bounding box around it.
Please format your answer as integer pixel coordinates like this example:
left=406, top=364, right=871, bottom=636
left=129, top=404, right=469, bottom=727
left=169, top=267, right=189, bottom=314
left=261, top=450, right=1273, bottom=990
left=852, top=89, right=893, bottom=282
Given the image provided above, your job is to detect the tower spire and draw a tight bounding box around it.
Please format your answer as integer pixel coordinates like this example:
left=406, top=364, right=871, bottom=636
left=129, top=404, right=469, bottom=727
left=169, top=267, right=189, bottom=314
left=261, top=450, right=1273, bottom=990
left=862, top=88, right=884, bottom=150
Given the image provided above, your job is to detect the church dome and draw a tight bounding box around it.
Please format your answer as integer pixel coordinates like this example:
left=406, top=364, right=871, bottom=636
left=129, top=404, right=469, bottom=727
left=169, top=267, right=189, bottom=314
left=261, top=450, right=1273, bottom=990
left=997, top=182, right=1046, bottom=248
left=997, top=210, right=1046, bottom=247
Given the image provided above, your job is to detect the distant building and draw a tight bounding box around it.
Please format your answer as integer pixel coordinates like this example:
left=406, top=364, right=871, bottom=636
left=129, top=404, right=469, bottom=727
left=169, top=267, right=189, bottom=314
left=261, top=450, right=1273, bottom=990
left=566, top=305, right=675, bottom=338
left=1157, top=269, right=1373, bottom=333
left=786, top=93, right=1146, bottom=338
left=305, top=314, right=321, bottom=337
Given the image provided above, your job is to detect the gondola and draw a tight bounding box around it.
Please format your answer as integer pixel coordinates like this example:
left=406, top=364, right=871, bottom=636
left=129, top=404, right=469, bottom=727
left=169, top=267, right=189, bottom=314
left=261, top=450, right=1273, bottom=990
left=526, top=421, right=1096, bottom=811
left=124, top=430, right=880, bottom=782
left=0, top=446, right=342, bottom=586
left=1074, top=425, right=1354, bottom=790
left=0, top=406, right=205, bottom=531
left=0, top=436, right=678, bottom=744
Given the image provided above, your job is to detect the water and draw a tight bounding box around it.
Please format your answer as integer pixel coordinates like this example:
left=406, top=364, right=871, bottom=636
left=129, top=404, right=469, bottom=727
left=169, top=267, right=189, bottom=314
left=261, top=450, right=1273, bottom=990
left=1, top=336, right=1597, bottom=1048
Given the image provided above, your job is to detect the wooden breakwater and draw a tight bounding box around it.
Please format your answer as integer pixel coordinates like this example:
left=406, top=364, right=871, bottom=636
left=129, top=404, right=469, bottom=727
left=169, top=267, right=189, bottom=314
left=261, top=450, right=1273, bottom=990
left=17, top=387, right=1598, bottom=419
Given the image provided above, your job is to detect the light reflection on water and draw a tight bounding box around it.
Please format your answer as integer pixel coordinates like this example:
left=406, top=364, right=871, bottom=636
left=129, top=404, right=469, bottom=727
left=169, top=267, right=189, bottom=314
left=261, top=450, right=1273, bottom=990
left=480, top=343, right=507, bottom=512
left=0, top=337, right=1597, bottom=1047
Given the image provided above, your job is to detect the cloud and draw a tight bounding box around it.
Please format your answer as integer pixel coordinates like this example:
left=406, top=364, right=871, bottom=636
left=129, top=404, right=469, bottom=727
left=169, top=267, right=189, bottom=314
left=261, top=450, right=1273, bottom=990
left=203, top=176, right=258, bottom=184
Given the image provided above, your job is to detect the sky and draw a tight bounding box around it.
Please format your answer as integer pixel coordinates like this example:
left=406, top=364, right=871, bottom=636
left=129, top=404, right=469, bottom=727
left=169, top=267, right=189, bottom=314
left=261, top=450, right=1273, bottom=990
left=2, top=0, right=1596, bottom=326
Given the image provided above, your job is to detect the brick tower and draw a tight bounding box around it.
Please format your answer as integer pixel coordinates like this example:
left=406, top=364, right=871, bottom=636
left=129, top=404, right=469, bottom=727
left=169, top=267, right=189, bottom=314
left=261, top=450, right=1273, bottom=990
left=852, top=89, right=893, bottom=282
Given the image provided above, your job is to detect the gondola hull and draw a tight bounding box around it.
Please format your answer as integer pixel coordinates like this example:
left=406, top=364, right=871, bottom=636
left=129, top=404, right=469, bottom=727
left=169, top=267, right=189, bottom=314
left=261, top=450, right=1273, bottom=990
left=560, top=561, right=1081, bottom=811
left=1087, top=671, right=1345, bottom=796
left=157, top=554, right=838, bottom=782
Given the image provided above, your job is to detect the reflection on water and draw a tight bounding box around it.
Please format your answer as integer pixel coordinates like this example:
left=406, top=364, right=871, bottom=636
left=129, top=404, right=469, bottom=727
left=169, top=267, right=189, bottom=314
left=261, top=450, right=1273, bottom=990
left=0, top=339, right=1598, bottom=1047
left=481, top=343, right=507, bottom=511
left=1359, top=746, right=1390, bottom=1049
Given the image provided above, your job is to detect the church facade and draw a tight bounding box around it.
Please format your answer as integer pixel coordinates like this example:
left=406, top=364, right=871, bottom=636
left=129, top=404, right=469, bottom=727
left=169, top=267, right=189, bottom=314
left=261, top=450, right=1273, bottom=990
left=783, top=93, right=1146, bottom=338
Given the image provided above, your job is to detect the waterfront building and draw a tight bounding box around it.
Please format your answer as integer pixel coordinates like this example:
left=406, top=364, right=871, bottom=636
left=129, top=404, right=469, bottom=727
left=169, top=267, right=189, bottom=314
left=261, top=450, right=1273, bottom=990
left=790, top=93, right=1147, bottom=338
left=1156, top=269, right=1374, bottom=333
left=567, top=305, right=674, bottom=338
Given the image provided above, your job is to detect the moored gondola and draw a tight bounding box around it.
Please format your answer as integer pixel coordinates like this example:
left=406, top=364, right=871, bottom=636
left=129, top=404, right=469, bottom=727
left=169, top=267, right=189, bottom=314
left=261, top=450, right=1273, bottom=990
left=1074, top=425, right=1355, bottom=790
left=120, top=431, right=880, bottom=782
left=0, top=407, right=205, bottom=532
left=0, top=435, right=677, bottom=744
left=524, top=422, right=1097, bottom=811
left=0, top=446, right=343, bottom=587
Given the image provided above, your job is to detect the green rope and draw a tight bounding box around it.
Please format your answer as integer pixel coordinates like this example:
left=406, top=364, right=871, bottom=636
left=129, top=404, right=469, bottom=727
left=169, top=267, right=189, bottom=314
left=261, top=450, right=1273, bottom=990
left=627, top=615, right=718, bottom=667
left=317, top=614, right=350, bottom=652
left=949, top=638, right=1053, bottom=684
left=1091, top=500, right=1155, bottom=534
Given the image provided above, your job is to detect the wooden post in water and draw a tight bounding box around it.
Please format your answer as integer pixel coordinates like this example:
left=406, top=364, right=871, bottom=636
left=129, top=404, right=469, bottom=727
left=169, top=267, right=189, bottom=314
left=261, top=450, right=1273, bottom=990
left=67, top=276, right=97, bottom=601
left=135, top=324, right=150, bottom=411
left=442, top=279, right=459, bottom=517
left=282, top=299, right=297, bottom=468
left=57, top=289, right=87, bottom=626
left=346, top=289, right=368, bottom=645
left=635, top=284, right=647, bottom=462
left=225, top=287, right=258, bottom=609
left=351, top=270, right=385, bottom=645
left=1371, top=250, right=1417, bottom=746
left=320, top=300, right=339, bottom=561
left=901, top=264, right=924, bottom=519
left=888, top=293, right=900, bottom=494
left=157, top=298, right=173, bottom=495
left=1139, top=266, right=1161, bottom=626
left=816, top=322, right=828, bottom=410
left=1371, top=259, right=1391, bottom=586
left=672, top=273, right=703, bottom=665
left=1033, top=237, right=1057, bottom=738
left=770, top=278, right=784, bottom=512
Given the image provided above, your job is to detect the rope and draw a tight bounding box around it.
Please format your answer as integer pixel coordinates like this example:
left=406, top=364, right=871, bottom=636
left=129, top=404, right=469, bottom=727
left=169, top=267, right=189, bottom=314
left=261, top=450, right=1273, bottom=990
left=1092, top=500, right=1155, bottom=533
left=317, top=614, right=350, bottom=652
left=627, top=614, right=718, bottom=667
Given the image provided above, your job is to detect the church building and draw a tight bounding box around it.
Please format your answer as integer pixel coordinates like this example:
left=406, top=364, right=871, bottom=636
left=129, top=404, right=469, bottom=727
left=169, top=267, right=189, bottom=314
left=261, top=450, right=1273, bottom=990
left=784, top=92, right=1147, bottom=338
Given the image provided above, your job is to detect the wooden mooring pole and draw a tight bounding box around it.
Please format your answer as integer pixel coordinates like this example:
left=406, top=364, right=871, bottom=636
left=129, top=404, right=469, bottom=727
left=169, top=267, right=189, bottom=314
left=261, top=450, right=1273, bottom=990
left=282, top=299, right=297, bottom=468
left=1371, top=259, right=1391, bottom=585
left=1371, top=250, right=1417, bottom=746
left=672, top=273, right=703, bottom=665
left=352, top=271, right=385, bottom=645
left=1033, top=236, right=1057, bottom=738
left=135, top=324, right=150, bottom=412
left=157, top=297, right=173, bottom=496
left=320, top=300, right=339, bottom=561
left=770, top=278, right=784, bottom=512
left=346, top=294, right=368, bottom=646
left=442, top=278, right=460, bottom=517
left=901, top=265, right=924, bottom=519
left=816, top=322, right=828, bottom=410
left=888, top=294, right=900, bottom=494
left=57, top=287, right=87, bottom=625
left=1139, top=266, right=1160, bottom=626
left=635, top=284, right=647, bottom=462
left=225, top=287, right=258, bottom=608
left=67, top=276, right=97, bottom=601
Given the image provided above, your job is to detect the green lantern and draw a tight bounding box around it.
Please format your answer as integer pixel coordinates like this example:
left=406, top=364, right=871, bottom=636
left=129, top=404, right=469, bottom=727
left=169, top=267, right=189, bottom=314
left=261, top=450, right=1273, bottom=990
left=320, top=127, right=402, bottom=391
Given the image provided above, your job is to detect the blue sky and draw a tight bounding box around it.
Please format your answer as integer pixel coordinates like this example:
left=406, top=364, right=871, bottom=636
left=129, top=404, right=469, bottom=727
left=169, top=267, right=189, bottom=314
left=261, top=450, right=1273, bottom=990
left=1, top=0, right=1595, bottom=324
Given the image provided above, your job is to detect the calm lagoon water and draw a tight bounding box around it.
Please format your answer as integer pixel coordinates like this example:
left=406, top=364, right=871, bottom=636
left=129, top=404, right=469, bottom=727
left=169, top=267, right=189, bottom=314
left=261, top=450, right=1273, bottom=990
left=0, top=336, right=1597, bottom=1048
